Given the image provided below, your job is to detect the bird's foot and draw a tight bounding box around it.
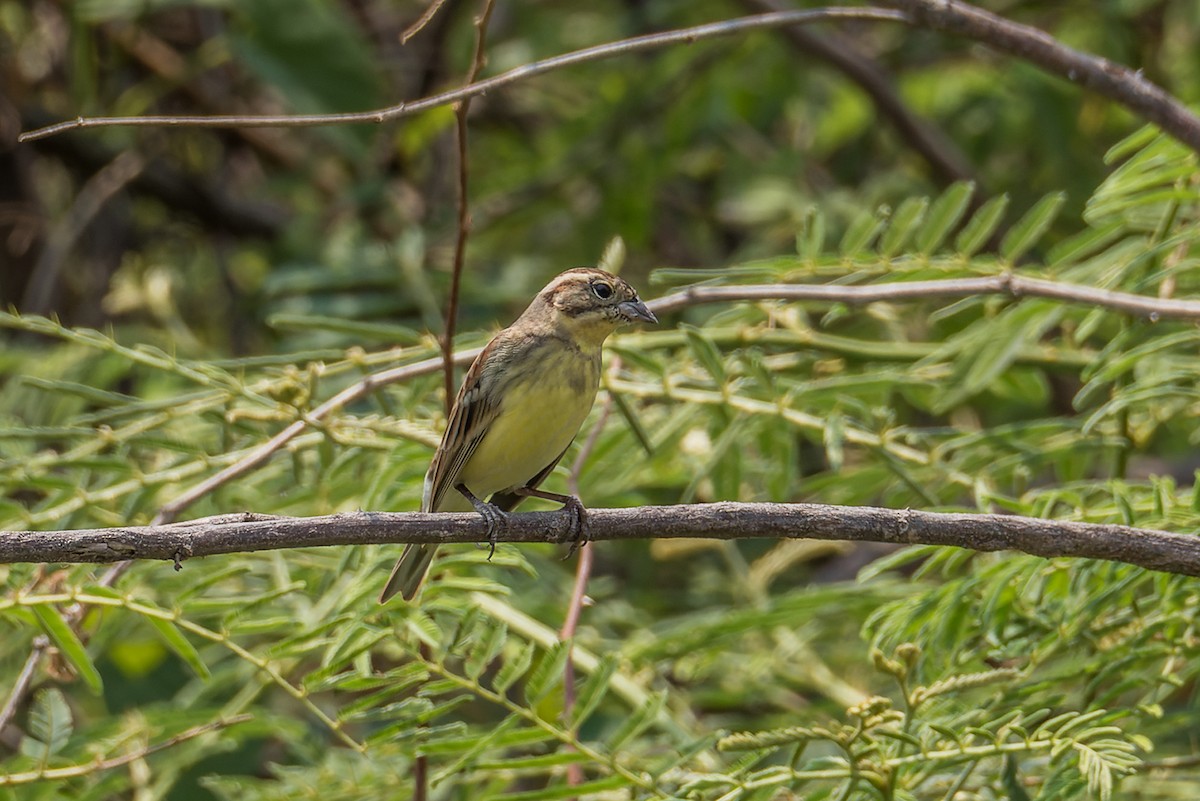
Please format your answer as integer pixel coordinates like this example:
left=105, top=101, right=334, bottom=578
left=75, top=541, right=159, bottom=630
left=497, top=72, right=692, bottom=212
left=509, top=486, right=590, bottom=559
left=560, top=495, right=590, bottom=560
left=476, top=502, right=508, bottom=561
left=457, top=483, right=508, bottom=560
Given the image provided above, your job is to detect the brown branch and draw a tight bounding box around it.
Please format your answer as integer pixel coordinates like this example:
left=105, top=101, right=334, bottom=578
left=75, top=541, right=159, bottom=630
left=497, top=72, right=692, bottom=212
left=13, top=9, right=913, bottom=141
left=878, top=0, right=1200, bottom=153
left=19, top=5, right=1200, bottom=156
left=2, top=504, right=1198, bottom=577
left=443, top=0, right=496, bottom=415
left=560, top=376, right=617, bottom=792
left=401, top=0, right=453, bottom=44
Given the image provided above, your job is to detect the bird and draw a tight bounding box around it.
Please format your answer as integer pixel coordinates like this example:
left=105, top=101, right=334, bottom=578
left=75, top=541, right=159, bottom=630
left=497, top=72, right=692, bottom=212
left=379, top=267, right=658, bottom=602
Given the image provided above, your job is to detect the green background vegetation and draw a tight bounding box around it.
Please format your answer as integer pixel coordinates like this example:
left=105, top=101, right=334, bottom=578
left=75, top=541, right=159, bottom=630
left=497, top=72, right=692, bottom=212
left=2, top=1, right=1200, bottom=798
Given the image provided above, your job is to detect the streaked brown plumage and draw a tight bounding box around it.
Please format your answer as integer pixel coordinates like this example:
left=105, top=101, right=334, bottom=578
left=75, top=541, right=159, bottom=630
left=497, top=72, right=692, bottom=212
left=380, top=267, right=657, bottom=602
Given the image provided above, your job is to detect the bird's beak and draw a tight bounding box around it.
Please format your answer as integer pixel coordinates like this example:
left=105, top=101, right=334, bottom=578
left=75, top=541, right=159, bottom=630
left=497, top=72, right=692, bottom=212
left=618, top=299, right=658, bottom=324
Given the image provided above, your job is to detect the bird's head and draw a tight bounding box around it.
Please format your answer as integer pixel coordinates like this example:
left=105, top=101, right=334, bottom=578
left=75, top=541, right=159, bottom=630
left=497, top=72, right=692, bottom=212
left=532, top=267, right=657, bottom=347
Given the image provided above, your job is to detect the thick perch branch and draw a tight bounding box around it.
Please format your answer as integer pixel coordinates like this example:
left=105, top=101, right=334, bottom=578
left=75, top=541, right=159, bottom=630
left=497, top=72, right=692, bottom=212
left=4, top=503, right=1198, bottom=577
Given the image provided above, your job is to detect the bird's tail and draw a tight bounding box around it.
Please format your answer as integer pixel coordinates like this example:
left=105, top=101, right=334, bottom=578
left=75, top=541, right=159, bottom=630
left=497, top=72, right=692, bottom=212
left=380, top=544, right=437, bottom=603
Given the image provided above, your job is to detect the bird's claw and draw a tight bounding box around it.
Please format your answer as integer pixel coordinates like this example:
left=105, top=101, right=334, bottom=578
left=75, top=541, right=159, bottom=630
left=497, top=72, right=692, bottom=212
left=561, top=496, right=589, bottom=560
left=477, top=502, right=507, bottom=561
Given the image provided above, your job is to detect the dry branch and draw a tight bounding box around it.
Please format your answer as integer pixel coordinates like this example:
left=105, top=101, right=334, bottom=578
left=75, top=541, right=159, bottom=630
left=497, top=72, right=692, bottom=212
left=21, top=4, right=1200, bottom=155
left=4, top=503, right=1198, bottom=578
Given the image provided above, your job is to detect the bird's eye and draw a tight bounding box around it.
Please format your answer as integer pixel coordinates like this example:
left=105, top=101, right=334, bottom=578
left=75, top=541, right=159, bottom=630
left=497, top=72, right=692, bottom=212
left=591, top=282, right=614, bottom=300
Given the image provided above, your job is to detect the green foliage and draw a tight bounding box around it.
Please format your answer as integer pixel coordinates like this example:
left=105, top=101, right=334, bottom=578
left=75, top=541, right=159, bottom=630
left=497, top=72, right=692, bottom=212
left=7, top=0, right=1200, bottom=796
left=2, top=124, right=1200, bottom=799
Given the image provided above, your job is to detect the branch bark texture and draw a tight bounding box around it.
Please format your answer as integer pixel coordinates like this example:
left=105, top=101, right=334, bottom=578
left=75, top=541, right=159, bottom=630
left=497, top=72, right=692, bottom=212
left=4, top=503, right=1198, bottom=578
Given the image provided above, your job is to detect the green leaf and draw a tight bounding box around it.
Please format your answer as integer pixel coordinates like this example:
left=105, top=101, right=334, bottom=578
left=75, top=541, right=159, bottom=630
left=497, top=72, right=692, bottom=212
left=465, top=621, right=508, bottom=680
left=1104, top=125, right=1160, bottom=164
left=32, top=605, right=102, bottom=695
left=146, top=616, right=211, bottom=680
left=916, top=182, right=975, bottom=255
left=955, top=194, right=1009, bottom=257
left=823, top=410, right=845, bottom=473
left=523, top=640, right=572, bottom=705
left=493, top=641, right=536, bottom=694
left=27, top=688, right=72, bottom=758
left=681, top=325, right=727, bottom=385
left=839, top=207, right=887, bottom=257
left=607, top=689, right=666, bottom=750
left=570, top=654, right=619, bottom=728
left=1000, top=192, right=1066, bottom=262
left=879, top=196, right=928, bottom=258
left=608, top=388, right=655, bottom=456
left=267, top=314, right=421, bottom=344
left=1001, top=754, right=1033, bottom=801
left=431, top=715, right=522, bottom=782
left=795, top=207, right=825, bottom=260
left=487, top=774, right=628, bottom=801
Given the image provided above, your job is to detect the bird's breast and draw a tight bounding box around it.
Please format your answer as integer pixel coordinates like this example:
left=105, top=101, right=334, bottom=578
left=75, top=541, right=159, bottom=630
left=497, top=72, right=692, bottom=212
left=456, top=345, right=600, bottom=500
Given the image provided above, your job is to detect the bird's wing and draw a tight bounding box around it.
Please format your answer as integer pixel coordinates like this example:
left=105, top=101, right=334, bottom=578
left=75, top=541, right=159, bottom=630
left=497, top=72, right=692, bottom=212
left=488, top=446, right=571, bottom=512
left=423, top=338, right=505, bottom=512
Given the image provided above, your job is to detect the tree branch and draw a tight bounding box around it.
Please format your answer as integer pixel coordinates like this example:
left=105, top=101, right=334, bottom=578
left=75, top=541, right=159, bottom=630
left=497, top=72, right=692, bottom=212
left=650, top=275, right=1200, bottom=320
left=18, top=9, right=905, bottom=142
left=4, top=503, right=1198, bottom=578
left=878, top=0, right=1200, bottom=153
left=18, top=4, right=1200, bottom=156
left=443, top=0, right=496, bottom=415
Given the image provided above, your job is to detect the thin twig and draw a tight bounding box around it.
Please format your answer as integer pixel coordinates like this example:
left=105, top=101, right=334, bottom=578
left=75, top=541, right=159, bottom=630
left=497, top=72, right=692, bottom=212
left=560, top=375, right=617, bottom=791
left=649, top=275, right=1200, bottom=320
left=13, top=10, right=914, bottom=140
left=3, top=503, right=1199, bottom=578
left=0, top=714, right=251, bottom=786
left=401, top=0, right=453, bottom=44
left=442, top=0, right=497, bottom=415
left=425, top=5, right=495, bottom=795
left=19, top=5, right=1200, bottom=155
left=878, top=0, right=1200, bottom=152
left=0, top=643, right=43, bottom=737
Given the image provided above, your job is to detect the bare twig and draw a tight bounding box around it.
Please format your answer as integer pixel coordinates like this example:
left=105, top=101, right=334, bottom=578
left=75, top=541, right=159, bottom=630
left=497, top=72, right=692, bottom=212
left=649, top=275, right=1200, bottom=320
left=13, top=10, right=915, bottom=141
left=2, top=504, right=1198, bottom=578
left=0, top=644, right=43, bottom=737
left=19, top=5, right=1200, bottom=156
left=401, top=0, right=454, bottom=44
left=0, top=714, right=251, bottom=786
left=443, top=0, right=497, bottom=414
left=878, top=0, right=1200, bottom=153
left=560, top=379, right=617, bottom=791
